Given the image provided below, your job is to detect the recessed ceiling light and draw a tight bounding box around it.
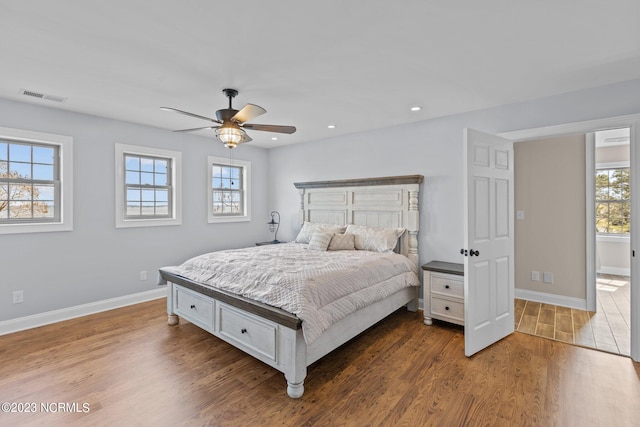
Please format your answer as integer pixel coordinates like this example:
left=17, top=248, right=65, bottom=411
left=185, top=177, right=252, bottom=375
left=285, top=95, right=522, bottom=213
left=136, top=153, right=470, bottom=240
left=271, top=137, right=278, bottom=141
left=410, top=106, right=422, bottom=111
left=328, top=125, right=336, bottom=129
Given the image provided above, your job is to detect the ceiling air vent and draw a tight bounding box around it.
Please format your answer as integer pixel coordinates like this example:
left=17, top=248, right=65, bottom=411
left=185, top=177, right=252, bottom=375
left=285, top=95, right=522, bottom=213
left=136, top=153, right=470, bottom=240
left=20, top=88, right=66, bottom=103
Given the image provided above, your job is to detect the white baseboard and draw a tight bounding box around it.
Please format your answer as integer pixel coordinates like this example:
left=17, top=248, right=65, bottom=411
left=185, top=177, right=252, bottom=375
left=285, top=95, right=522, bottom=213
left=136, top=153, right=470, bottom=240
left=0, top=288, right=167, bottom=336
left=515, top=288, right=587, bottom=310
left=598, top=266, right=631, bottom=277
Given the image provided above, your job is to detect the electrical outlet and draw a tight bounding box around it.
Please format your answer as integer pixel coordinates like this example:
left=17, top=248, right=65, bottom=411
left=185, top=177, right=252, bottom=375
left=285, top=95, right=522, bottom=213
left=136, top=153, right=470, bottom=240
left=543, top=272, right=554, bottom=284
left=139, top=271, right=148, bottom=281
left=13, top=290, right=24, bottom=304
left=531, top=271, right=540, bottom=281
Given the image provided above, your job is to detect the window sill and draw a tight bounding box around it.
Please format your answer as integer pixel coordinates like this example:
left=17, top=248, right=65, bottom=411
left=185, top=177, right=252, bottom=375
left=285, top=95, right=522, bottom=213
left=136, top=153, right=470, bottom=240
left=596, top=234, right=630, bottom=243
left=0, top=221, right=73, bottom=235
left=116, top=217, right=182, bottom=228
left=208, top=215, right=251, bottom=224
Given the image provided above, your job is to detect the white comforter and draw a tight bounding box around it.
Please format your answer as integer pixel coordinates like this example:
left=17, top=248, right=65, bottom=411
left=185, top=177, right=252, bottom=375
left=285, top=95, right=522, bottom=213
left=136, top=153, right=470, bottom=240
left=163, top=243, right=420, bottom=343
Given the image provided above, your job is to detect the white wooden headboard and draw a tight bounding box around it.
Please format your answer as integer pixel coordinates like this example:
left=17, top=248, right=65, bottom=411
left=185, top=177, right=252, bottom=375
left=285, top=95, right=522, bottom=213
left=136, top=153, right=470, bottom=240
left=293, top=175, right=424, bottom=270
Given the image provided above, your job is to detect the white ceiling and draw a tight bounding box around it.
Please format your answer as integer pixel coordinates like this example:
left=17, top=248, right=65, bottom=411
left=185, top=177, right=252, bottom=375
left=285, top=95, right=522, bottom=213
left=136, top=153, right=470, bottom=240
left=1, top=0, right=639, bottom=148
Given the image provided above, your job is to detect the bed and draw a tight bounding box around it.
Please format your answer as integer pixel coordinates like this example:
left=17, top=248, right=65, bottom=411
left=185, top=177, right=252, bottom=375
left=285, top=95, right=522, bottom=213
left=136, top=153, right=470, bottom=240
left=158, top=175, right=423, bottom=398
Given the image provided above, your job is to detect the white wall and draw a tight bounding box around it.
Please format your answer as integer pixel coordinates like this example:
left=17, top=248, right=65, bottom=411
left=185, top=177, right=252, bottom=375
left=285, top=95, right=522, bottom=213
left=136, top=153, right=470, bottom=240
left=4, top=78, right=640, bottom=324
left=0, top=98, right=271, bottom=322
left=268, top=79, right=640, bottom=270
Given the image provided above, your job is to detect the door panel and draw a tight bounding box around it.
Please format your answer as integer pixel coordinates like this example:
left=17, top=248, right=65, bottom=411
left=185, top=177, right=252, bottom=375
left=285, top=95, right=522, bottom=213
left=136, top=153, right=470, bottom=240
left=463, top=128, right=515, bottom=357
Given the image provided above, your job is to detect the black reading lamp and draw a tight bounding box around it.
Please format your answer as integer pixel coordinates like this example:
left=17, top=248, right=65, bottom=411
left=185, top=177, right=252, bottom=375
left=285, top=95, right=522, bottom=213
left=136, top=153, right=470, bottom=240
left=268, top=211, right=280, bottom=244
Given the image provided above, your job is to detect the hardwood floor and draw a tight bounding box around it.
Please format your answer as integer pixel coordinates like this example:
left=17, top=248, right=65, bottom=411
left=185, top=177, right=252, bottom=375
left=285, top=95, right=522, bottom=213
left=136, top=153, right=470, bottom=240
left=1, top=299, right=639, bottom=426
left=515, top=274, right=631, bottom=356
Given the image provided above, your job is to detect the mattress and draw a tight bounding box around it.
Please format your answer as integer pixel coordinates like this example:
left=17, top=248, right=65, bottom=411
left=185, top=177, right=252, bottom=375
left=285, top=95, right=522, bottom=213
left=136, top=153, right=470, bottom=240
left=161, top=243, right=420, bottom=343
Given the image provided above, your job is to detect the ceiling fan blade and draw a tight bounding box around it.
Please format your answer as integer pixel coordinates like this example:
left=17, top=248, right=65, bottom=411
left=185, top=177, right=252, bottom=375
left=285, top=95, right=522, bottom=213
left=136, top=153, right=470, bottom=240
left=231, top=103, right=266, bottom=124
left=160, top=107, right=221, bottom=123
left=173, top=126, right=219, bottom=133
left=242, top=123, right=296, bottom=134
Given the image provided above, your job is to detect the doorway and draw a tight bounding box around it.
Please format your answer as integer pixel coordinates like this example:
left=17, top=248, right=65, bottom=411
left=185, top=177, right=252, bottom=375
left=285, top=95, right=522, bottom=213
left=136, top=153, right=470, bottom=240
left=500, top=114, right=639, bottom=362
left=510, top=129, right=631, bottom=356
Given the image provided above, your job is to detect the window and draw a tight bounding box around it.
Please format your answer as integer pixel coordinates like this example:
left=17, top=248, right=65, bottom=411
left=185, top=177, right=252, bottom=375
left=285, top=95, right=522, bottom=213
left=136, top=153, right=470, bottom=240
left=595, top=166, right=630, bottom=234
left=124, top=155, right=171, bottom=218
left=115, top=144, right=181, bottom=228
left=208, top=156, right=251, bottom=223
left=0, top=126, right=73, bottom=234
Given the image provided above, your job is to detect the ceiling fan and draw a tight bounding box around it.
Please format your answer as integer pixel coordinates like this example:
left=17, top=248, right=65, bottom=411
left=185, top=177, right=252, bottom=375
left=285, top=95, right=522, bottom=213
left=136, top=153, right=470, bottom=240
left=161, top=88, right=296, bottom=149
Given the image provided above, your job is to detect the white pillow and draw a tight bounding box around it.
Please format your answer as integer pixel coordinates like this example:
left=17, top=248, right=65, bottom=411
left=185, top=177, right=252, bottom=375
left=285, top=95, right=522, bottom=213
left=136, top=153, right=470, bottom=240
left=308, top=231, right=333, bottom=251
left=295, top=222, right=347, bottom=244
left=345, top=224, right=406, bottom=252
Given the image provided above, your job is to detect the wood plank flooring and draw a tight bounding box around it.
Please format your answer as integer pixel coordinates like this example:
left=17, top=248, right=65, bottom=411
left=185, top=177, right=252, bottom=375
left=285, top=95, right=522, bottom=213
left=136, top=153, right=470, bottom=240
left=1, top=299, right=639, bottom=426
left=515, top=274, right=631, bottom=355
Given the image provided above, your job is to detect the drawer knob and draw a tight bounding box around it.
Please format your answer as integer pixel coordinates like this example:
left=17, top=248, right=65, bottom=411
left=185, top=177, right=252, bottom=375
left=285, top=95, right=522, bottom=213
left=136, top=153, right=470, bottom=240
left=445, top=285, right=450, bottom=289
left=241, top=328, right=247, bottom=334
left=445, top=306, right=450, bottom=311
left=190, top=304, right=196, bottom=309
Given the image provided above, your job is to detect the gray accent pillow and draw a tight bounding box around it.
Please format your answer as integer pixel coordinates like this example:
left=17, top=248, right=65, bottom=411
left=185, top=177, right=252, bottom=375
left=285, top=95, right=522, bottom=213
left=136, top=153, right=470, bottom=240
left=328, top=233, right=355, bottom=251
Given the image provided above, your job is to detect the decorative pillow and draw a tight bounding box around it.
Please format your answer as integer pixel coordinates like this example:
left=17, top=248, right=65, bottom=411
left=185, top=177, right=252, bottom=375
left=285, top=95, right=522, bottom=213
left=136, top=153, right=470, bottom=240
left=295, top=222, right=347, bottom=244
left=307, top=231, right=333, bottom=251
left=345, top=224, right=406, bottom=252
left=328, top=233, right=355, bottom=251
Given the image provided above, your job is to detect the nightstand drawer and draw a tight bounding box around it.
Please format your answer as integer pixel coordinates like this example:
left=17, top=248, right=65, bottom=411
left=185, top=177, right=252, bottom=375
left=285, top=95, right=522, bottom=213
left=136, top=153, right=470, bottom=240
left=422, top=261, right=464, bottom=327
left=430, top=296, right=464, bottom=322
left=431, top=273, right=463, bottom=298
left=218, top=303, right=278, bottom=362
left=175, top=285, right=214, bottom=330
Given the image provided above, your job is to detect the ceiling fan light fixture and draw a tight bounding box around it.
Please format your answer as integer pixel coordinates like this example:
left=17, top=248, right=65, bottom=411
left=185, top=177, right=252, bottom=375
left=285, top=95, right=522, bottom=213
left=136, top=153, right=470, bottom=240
left=216, top=125, right=244, bottom=149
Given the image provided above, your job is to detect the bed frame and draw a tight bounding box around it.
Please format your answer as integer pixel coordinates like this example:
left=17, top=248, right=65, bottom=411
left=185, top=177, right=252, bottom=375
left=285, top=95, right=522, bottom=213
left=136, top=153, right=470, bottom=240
left=161, top=175, right=423, bottom=398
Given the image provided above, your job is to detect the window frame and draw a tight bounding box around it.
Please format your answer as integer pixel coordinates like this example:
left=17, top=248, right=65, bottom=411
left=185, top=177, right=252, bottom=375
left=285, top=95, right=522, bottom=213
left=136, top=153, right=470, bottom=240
left=595, top=161, right=630, bottom=237
left=208, top=156, right=251, bottom=223
left=0, top=126, right=73, bottom=235
left=115, top=143, right=182, bottom=228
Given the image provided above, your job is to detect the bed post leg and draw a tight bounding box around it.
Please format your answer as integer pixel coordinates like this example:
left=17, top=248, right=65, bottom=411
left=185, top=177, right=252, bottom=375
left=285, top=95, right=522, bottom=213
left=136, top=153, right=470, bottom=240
left=283, top=328, right=307, bottom=398
left=167, top=282, right=179, bottom=326
left=286, top=380, right=304, bottom=399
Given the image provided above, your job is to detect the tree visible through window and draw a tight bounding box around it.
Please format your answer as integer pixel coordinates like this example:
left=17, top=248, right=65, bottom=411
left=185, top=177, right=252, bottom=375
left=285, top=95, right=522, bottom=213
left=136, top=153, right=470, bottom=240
left=0, top=140, right=59, bottom=222
left=595, top=167, right=630, bottom=234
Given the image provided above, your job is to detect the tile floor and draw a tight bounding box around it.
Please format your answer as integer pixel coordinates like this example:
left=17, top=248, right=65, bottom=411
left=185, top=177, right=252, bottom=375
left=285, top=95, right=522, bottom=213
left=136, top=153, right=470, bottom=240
left=515, top=274, right=630, bottom=356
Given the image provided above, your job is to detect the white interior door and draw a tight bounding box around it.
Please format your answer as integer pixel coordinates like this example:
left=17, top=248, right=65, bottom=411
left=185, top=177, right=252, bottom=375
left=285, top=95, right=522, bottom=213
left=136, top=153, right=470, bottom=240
left=463, top=128, right=515, bottom=357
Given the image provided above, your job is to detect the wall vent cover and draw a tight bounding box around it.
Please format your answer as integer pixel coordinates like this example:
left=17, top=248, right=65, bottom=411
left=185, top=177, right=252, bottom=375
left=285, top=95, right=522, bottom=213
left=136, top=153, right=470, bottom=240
left=20, top=88, right=66, bottom=103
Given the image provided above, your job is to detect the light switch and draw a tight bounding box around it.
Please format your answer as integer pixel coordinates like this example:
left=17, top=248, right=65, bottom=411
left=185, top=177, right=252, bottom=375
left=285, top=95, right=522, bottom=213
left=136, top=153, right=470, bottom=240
left=516, top=210, right=525, bottom=220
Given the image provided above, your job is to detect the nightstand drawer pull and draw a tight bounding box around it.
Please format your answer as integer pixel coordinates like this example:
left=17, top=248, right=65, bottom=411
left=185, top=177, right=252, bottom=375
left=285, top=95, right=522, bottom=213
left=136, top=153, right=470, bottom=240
left=445, top=285, right=450, bottom=289
left=241, top=328, right=247, bottom=334
left=445, top=306, right=450, bottom=310
left=190, top=304, right=196, bottom=309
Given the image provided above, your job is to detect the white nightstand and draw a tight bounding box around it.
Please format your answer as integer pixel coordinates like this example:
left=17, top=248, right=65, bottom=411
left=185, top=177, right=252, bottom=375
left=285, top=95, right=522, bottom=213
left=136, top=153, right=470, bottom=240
left=422, top=261, right=464, bottom=326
